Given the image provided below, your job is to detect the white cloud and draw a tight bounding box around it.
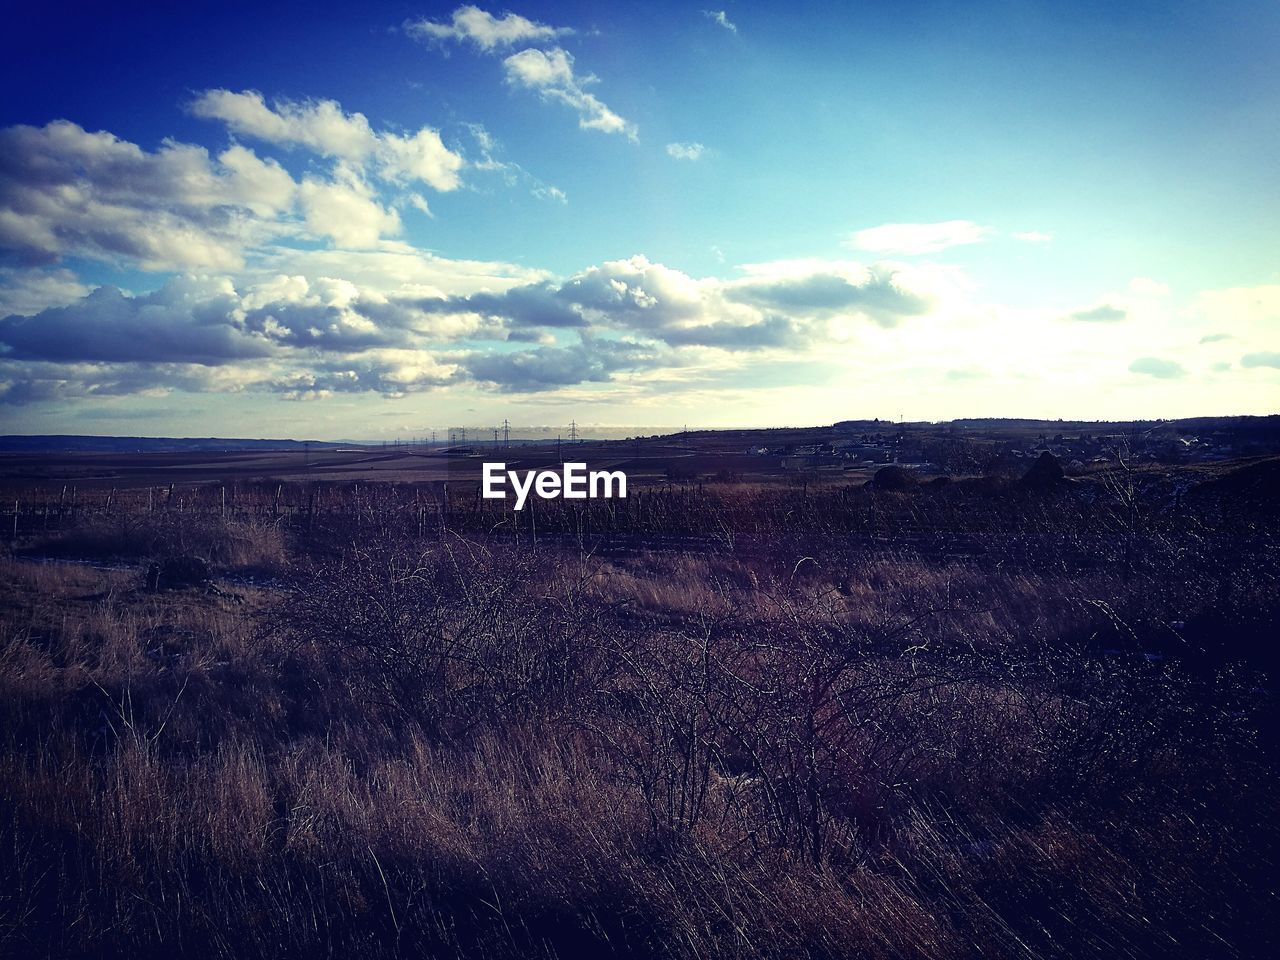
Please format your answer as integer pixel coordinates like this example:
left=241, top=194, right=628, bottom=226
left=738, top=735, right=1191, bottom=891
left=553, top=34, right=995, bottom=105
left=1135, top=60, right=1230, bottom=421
left=418, top=255, right=937, bottom=350
left=703, top=10, right=738, bottom=33
left=298, top=173, right=401, bottom=249
left=1013, top=230, right=1053, bottom=243
left=216, top=144, right=298, bottom=213
left=406, top=5, right=571, bottom=51
left=407, top=8, right=635, bottom=141
left=666, top=142, right=707, bottom=161
left=532, top=184, right=568, bottom=203
left=0, top=261, right=538, bottom=404
left=0, top=95, right=470, bottom=275
left=0, top=120, right=298, bottom=270
left=504, top=46, right=576, bottom=86
left=0, top=252, right=941, bottom=404
left=0, top=276, right=271, bottom=365
left=378, top=128, right=465, bottom=190
left=849, top=220, right=993, bottom=255
left=191, top=89, right=376, bottom=161
left=503, top=48, right=637, bottom=138
left=191, top=90, right=464, bottom=192
left=0, top=267, right=92, bottom=317
left=248, top=243, right=551, bottom=299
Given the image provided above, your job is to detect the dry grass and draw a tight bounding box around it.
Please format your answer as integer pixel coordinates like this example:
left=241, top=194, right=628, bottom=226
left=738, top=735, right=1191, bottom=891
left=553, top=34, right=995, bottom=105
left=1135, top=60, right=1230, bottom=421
left=0, top=482, right=1277, bottom=959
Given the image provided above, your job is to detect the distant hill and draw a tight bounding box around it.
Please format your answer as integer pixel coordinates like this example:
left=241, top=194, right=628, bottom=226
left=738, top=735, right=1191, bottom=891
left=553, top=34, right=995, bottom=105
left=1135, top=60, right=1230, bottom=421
left=944, top=415, right=1280, bottom=433
left=0, top=435, right=348, bottom=454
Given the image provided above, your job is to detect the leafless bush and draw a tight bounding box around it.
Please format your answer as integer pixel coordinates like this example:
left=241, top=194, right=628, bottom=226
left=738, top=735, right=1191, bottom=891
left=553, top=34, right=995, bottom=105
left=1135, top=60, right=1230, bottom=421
left=275, top=538, right=600, bottom=735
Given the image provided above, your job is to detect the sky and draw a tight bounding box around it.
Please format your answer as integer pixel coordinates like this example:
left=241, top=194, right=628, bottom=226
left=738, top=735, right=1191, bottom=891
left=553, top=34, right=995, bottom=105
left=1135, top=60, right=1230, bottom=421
left=1, top=0, right=1278, bottom=440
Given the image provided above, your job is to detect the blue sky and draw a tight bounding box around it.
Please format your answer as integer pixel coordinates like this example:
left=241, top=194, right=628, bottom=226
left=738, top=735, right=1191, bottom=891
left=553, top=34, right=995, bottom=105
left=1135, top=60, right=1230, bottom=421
left=1, top=1, right=1278, bottom=438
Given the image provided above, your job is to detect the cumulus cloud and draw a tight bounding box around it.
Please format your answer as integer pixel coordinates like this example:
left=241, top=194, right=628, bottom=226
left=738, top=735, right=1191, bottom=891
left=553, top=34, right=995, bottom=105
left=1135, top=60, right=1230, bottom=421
left=0, top=277, right=469, bottom=404
left=1065, top=304, right=1127, bottom=323
left=0, top=267, right=90, bottom=317
left=268, top=351, right=460, bottom=400
left=406, top=5, right=571, bottom=51
left=1013, top=230, right=1053, bottom=243
left=0, top=360, right=261, bottom=406
left=298, top=172, right=401, bottom=248
left=248, top=243, right=550, bottom=299
left=0, top=265, right=522, bottom=371
left=703, top=10, right=738, bottom=33
left=666, top=142, right=707, bottom=161
left=413, top=255, right=935, bottom=349
left=503, top=48, right=636, bottom=138
left=1242, top=352, right=1280, bottom=369
left=191, top=90, right=375, bottom=161
left=0, top=90, right=473, bottom=275
left=0, top=251, right=942, bottom=405
left=0, top=121, right=296, bottom=270
left=461, top=339, right=662, bottom=392
left=190, top=89, right=464, bottom=191
left=726, top=261, right=932, bottom=328
left=849, top=220, right=992, bottom=255
left=1129, top=357, right=1186, bottom=379
left=0, top=277, right=272, bottom=364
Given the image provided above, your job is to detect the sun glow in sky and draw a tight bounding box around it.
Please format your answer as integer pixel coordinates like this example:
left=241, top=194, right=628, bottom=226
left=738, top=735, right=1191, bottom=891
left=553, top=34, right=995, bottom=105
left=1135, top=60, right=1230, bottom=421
left=1, top=1, right=1278, bottom=439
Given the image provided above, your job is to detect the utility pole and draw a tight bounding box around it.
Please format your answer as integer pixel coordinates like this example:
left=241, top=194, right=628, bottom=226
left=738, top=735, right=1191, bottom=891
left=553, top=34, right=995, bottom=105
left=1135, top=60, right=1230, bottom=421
left=569, top=419, right=578, bottom=444
left=502, top=418, right=510, bottom=446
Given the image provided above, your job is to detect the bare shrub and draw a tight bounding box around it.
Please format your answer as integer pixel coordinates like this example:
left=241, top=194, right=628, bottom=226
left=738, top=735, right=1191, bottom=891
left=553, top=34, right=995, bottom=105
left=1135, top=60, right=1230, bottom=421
left=276, top=538, right=595, bottom=734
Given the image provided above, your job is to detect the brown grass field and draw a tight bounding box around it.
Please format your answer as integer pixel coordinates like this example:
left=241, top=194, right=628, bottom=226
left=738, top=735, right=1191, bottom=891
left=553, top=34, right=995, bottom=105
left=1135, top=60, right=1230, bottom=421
left=1, top=445, right=1278, bottom=958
